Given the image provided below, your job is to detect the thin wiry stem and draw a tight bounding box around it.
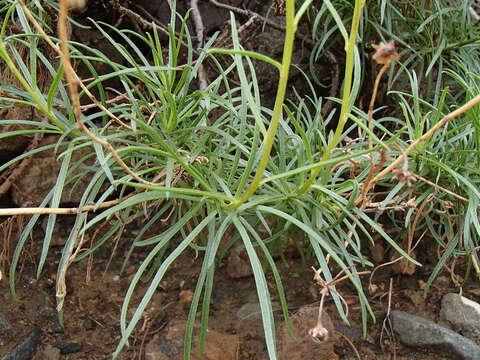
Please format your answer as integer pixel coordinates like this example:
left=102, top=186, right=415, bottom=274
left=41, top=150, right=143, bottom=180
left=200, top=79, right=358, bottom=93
left=366, top=93, right=480, bottom=194
left=17, top=0, right=132, bottom=131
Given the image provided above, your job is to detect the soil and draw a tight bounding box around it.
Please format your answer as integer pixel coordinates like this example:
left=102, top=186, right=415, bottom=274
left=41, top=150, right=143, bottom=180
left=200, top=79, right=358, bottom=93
left=0, top=1, right=479, bottom=360
left=1, top=216, right=477, bottom=359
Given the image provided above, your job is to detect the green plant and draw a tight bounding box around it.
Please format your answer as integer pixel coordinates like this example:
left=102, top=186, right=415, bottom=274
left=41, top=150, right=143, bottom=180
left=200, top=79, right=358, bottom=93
left=1, top=0, right=479, bottom=359
left=308, top=0, right=480, bottom=292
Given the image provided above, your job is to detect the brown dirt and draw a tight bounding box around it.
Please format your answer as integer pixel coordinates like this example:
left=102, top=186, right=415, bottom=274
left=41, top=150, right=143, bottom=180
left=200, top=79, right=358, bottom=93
left=0, top=2, right=478, bottom=360
left=0, top=216, right=476, bottom=359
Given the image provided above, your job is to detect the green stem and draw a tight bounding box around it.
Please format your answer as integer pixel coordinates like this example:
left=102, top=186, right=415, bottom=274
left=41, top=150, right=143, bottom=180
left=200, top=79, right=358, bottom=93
left=226, top=0, right=299, bottom=211
left=296, top=0, right=365, bottom=195
left=0, top=43, right=67, bottom=132
left=444, top=34, right=480, bottom=52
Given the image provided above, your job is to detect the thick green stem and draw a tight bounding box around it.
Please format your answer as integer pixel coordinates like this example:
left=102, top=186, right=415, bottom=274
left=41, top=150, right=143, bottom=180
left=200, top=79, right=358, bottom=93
left=226, top=0, right=299, bottom=211
left=445, top=34, right=480, bottom=52
left=296, top=0, right=365, bottom=195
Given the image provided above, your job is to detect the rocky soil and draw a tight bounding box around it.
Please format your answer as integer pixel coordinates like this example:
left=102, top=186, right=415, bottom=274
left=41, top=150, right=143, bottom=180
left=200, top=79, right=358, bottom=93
left=1, top=1, right=480, bottom=359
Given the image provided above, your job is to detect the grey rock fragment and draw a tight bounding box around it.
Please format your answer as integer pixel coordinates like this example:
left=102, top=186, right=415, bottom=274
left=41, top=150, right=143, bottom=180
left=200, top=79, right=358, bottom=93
left=0, top=313, right=11, bottom=331
left=440, top=293, right=480, bottom=341
left=50, top=322, right=64, bottom=334
left=391, top=310, right=480, bottom=360
left=52, top=342, right=82, bottom=355
left=236, top=302, right=262, bottom=320
left=0, top=327, right=40, bottom=360
left=32, top=290, right=56, bottom=320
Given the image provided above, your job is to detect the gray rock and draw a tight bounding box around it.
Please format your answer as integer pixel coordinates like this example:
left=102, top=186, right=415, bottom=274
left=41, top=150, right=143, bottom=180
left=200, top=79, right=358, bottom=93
left=226, top=251, right=253, bottom=279
left=0, top=327, right=40, bottom=360
left=32, top=290, right=56, bottom=320
left=0, top=313, right=11, bottom=331
left=50, top=322, right=64, bottom=334
left=52, top=342, right=82, bottom=355
left=335, top=325, right=375, bottom=344
left=391, top=310, right=480, bottom=360
left=440, top=293, right=480, bottom=340
left=236, top=302, right=262, bottom=320
left=441, top=293, right=480, bottom=322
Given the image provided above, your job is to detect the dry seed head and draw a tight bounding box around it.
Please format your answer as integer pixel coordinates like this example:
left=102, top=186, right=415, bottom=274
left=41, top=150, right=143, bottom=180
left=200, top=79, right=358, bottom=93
left=372, top=40, right=399, bottom=65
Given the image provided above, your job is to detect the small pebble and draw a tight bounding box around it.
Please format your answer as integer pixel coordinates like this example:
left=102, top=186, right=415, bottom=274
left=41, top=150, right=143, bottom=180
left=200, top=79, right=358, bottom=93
left=236, top=303, right=261, bottom=320
left=178, top=290, right=194, bottom=307
left=0, top=313, right=11, bottom=331
left=50, top=322, right=64, bottom=334
left=53, top=342, right=82, bottom=354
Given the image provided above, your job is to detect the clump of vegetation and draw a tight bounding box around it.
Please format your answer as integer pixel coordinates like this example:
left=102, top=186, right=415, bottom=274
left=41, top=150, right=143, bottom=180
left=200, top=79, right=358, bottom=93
left=0, top=0, right=479, bottom=358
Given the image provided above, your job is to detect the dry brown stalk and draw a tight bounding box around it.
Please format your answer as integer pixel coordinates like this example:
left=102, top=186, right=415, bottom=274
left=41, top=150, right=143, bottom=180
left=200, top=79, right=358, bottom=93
left=365, top=93, right=480, bottom=196
left=0, top=190, right=139, bottom=216
left=412, top=173, right=469, bottom=203
left=368, top=197, right=431, bottom=291
left=380, top=278, right=395, bottom=357
left=110, top=0, right=197, bottom=55
left=310, top=267, right=369, bottom=341
left=359, top=41, right=399, bottom=207
left=17, top=0, right=132, bottom=131
left=56, top=212, right=86, bottom=311
left=335, top=330, right=361, bottom=360
left=209, top=0, right=314, bottom=45
left=56, top=0, right=169, bottom=188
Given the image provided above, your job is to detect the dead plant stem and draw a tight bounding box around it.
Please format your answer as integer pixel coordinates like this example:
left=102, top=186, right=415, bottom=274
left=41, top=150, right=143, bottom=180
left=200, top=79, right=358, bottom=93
left=17, top=0, right=132, bottom=131
left=363, top=93, right=480, bottom=197
left=0, top=191, right=139, bottom=216
left=57, top=0, right=169, bottom=188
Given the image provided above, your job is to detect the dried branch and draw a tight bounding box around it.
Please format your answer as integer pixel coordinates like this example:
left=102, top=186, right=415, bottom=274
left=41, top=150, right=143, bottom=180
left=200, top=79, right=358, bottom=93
left=209, top=0, right=314, bottom=45
left=0, top=193, right=135, bottom=216
left=191, top=0, right=208, bottom=126
left=17, top=0, right=132, bottom=131
left=109, top=0, right=199, bottom=56
left=367, top=93, right=480, bottom=193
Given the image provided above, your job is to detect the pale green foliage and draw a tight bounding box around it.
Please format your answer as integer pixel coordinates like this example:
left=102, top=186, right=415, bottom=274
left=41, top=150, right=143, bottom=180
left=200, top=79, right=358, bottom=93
left=0, top=0, right=479, bottom=359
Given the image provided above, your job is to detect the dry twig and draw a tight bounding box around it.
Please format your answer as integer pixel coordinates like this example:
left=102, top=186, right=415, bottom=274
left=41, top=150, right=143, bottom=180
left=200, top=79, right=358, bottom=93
left=310, top=267, right=369, bottom=341
left=209, top=0, right=314, bottom=45
left=359, top=41, right=399, bottom=207
left=366, top=92, right=480, bottom=194
left=380, top=278, right=396, bottom=357
left=17, top=0, right=132, bottom=131
left=190, top=0, right=208, bottom=126
left=335, top=330, right=361, bottom=360
left=110, top=0, right=199, bottom=56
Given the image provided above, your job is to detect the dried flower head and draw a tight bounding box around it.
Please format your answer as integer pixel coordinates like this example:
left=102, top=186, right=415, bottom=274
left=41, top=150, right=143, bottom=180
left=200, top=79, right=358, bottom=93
left=372, top=40, right=399, bottom=65
left=392, top=167, right=415, bottom=187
